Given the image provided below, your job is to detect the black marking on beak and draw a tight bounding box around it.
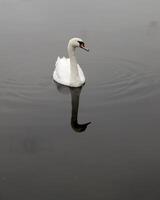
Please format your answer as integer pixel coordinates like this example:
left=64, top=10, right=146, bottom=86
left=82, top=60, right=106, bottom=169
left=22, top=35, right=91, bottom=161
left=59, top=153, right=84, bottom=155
left=78, top=41, right=89, bottom=52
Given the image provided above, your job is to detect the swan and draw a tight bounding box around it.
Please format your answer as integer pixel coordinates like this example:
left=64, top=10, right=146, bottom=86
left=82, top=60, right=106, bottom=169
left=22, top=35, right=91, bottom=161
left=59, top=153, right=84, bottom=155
left=53, top=38, right=89, bottom=87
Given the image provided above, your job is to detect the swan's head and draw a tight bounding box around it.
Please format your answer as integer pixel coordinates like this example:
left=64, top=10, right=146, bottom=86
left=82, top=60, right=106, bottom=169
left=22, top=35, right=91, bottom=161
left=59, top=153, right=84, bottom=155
left=68, top=38, right=89, bottom=52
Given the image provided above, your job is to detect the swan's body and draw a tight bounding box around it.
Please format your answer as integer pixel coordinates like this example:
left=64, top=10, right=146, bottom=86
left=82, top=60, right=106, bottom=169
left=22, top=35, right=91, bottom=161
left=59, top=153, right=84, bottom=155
left=53, top=38, right=89, bottom=87
left=54, top=57, right=85, bottom=87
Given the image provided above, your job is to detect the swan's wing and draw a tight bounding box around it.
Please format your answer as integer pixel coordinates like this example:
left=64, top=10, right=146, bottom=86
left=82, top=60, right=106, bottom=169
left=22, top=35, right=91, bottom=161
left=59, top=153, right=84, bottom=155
left=53, top=57, right=70, bottom=85
left=53, top=57, right=85, bottom=86
left=78, top=64, right=85, bottom=83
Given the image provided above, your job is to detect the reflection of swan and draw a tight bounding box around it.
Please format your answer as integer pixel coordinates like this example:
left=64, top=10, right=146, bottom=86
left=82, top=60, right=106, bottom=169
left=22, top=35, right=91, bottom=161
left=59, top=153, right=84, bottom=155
left=53, top=38, right=89, bottom=87
left=55, top=82, right=91, bottom=132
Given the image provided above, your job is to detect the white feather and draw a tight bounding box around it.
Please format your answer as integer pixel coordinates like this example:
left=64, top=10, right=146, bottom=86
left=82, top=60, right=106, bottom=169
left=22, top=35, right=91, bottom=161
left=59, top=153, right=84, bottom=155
left=53, top=57, right=85, bottom=87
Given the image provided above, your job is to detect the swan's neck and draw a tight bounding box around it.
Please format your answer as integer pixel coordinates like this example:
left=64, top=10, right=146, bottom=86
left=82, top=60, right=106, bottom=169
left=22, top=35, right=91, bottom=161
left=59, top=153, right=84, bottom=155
left=68, top=45, right=79, bottom=83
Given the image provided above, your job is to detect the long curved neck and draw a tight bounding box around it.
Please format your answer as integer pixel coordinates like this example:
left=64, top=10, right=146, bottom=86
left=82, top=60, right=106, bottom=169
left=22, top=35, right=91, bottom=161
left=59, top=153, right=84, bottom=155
left=67, top=44, right=79, bottom=81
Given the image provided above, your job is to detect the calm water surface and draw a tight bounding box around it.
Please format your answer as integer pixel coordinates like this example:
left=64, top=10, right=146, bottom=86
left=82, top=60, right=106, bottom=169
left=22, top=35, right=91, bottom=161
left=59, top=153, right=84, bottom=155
left=0, top=0, right=160, bottom=199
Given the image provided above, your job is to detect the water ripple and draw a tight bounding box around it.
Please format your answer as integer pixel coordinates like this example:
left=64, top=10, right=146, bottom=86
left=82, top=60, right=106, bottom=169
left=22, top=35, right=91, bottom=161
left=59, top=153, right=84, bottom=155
left=0, top=76, right=56, bottom=113
left=92, top=58, right=160, bottom=104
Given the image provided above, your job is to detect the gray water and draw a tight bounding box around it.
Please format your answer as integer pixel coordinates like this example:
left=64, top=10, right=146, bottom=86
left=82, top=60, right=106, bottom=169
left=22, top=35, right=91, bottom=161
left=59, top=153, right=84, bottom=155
left=0, top=0, right=160, bottom=199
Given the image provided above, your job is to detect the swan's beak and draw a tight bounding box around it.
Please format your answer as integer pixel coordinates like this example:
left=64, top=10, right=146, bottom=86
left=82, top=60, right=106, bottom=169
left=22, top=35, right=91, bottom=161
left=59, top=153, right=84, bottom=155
left=81, top=46, right=89, bottom=52
left=80, top=43, right=89, bottom=52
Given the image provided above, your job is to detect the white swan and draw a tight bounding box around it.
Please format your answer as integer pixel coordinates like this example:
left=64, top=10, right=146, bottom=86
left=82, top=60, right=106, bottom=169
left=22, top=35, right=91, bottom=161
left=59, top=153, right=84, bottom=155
left=53, top=38, right=89, bottom=87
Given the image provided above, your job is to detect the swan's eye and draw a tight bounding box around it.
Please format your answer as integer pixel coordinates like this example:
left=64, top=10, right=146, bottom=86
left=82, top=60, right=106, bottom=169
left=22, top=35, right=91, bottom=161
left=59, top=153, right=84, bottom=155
left=78, top=41, right=85, bottom=47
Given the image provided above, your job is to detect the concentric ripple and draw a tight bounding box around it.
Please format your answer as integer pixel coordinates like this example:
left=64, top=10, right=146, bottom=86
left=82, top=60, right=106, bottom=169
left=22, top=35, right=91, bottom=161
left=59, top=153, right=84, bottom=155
left=0, top=76, right=55, bottom=114
left=92, top=58, right=160, bottom=105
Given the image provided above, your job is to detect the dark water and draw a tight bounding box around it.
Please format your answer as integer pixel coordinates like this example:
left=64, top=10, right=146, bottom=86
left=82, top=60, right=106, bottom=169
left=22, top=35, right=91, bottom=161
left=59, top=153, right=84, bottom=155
left=0, top=0, right=160, bottom=199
